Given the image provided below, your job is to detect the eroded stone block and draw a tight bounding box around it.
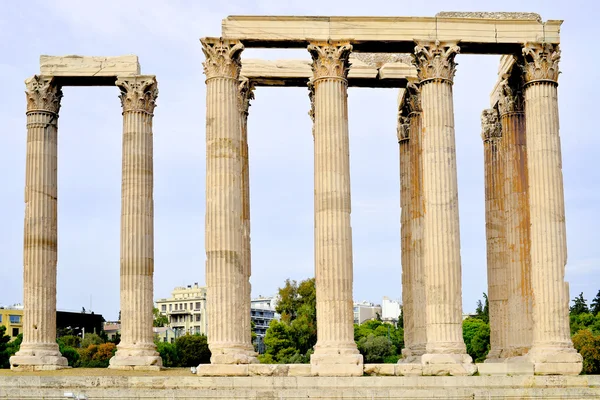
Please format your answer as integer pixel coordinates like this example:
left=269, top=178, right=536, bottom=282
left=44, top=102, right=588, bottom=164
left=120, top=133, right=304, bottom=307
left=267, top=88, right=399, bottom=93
left=39, top=55, right=140, bottom=77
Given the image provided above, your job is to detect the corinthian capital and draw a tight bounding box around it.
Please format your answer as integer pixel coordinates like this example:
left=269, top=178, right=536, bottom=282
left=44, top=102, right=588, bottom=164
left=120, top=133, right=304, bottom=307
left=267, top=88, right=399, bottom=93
left=521, top=42, right=560, bottom=85
left=201, top=38, right=244, bottom=80
left=308, top=40, right=353, bottom=80
left=25, top=75, right=62, bottom=114
left=238, top=78, right=255, bottom=116
left=498, top=77, right=524, bottom=115
left=412, top=41, right=460, bottom=83
left=397, top=114, right=410, bottom=143
left=481, top=109, right=502, bottom=142
left=116, top=75, right=158, bottom=114
left=405, top=82, right=422, bottom=114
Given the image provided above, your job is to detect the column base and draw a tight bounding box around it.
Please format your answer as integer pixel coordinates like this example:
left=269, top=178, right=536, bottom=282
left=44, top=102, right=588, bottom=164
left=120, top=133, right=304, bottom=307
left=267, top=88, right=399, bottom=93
left=10, top=343, right=69, bottom=371
left=477, top=362, right=534, bottom=376
left=421, top=353, right=476, bottom=376
left=109, top=343, right=163, bottom=370
left=209, top=345, right=259, bottom=364
left=484, top=348, right=504, bottom=362
left=527, top=346, right=583, bottom=375
left=310, top=348, right=364, bottom=377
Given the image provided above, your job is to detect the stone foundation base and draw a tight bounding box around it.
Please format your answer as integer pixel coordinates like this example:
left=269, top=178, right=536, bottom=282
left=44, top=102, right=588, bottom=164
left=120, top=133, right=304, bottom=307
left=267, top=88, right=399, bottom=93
left=477, top=362, right=534, bottom=376
left=310, top=353, right=364, bottom=376
left=421, top=353, right=477, bottom=376
left=527, top=347, right=583, bottom=375
left=109, top=355, right=163, bottom=370
left=10, top=354, right=69, bottom=371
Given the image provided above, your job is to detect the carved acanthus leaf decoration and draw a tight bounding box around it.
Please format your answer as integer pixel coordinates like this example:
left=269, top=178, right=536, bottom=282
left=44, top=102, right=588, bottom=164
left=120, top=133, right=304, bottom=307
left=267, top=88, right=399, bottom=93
left=201, top=38, right=244, bottom=80
left=238, top=78, right=255, bottom=116
left=405, top=82, right=422, bottom=114
left=116, top=76, right=158, bottom=114
left=481, top=109, right=502, bottom=142
left=522, top=42, right=560, bottom=84
left=308, top=41, right=353, bottom=80
left=307, top=79, right=315, bottom=123
left=498, top=77, right=524, bottom=115
left=397, top=113, right=410, bottom=143
left=412, top=41, right=460, bottom=83
left=25, top=76, right=62, bottom=114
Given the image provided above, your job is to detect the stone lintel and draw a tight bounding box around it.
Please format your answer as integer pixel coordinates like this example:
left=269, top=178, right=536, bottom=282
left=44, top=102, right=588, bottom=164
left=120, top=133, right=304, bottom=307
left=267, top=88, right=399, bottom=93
left=221, top=16, right=561, bottom=53
left=240, top=58, right=416, bottom=88
left=39, top=55, right=141, bottom=86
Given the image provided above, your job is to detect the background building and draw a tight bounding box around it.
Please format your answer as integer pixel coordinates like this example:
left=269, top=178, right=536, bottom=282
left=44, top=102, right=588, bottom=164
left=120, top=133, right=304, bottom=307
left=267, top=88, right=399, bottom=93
left=155, top=283, right=208, bottom=337
left=0, top=304, right=23, bottom=340
left=353, top=301, right=382, bottom=324
left=251, top=296, right=278, bottom=338
left=381, top=296, right=401, bottom=326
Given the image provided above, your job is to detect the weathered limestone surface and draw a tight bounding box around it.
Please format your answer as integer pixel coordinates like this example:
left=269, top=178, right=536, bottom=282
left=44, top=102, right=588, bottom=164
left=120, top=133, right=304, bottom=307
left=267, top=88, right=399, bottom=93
left=239, top=57, right=416, bottom=87
left=221, top=16, right=561, bottom=50
left=109, top=76, right=162, bottom=370
left=520, top=42, right=582, bottom=375
left=481, top=108, right=509, bottom=361
left=3, top=374, right=599, bottom=399
left=412, top=41, right=474, bottom=375
left=10, top=76, right=68, bottom=371
left=436, top=11, right=542, bottom=21
left=39, top=55, right=140, bottom=77
left=499, top=69, right=533, bottom=359
left=308, top=40, right=363, bottom=377
left=201, top=38, right=258, bottom=365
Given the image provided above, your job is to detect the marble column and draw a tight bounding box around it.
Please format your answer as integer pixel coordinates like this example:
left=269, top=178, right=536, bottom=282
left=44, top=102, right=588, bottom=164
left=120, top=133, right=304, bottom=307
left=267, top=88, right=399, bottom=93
left=480, top=108, right=509, bottom=362
left=398, top=112, right=413, bottom=359
left=10, top=76, right=68, bottom=371
left=201, top=38, right=258, bottom=365
left=308, top=40, right=363, bottom=377
left=238, top=77, right=256, bottom=355
left=498, top=71, right=533, bottom=359
left=412, top=41, right=474, bottom=375
left=520, top=42, right=582, bottom=375
left=109, top=75, right=162, bottom=370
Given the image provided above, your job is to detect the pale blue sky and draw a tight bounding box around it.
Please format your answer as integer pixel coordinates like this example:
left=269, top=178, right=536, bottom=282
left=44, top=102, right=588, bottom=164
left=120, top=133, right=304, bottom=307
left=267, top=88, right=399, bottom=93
left=0, top=0, right=598, bottom=321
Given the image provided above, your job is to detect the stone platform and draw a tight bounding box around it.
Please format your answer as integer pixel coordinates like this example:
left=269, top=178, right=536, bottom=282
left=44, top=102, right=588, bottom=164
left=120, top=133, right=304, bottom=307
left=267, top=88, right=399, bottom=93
left=0, top=370, right=599, bottom=399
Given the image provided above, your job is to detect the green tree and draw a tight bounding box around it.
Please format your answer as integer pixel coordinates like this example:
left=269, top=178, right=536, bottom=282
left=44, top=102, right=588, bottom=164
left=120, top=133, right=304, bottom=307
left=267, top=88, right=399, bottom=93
left=175, top=335, right=210, bottom=367
left=275, top=279, right=299, bottom=323
left=77, top=343, right=116, bottom=368
left=474, top=293, right=490, bottom=324
left=590, top=290, right=600, bottom=316
left=357, top=334, right=396, bottom=363
left=462, top=317, right=490, bottom=362
left=570, top=292, right=590, bottom=315
left=58, top=335, right=81, bottom=348
left=572, top=329, right=600, bottom=374
left=0, top=326, right=12, bottom=368
left=156, top=341, right=179, bottom=367
left=354, top=320, right=404, bottom=361
left=153, top=307, right=169, bottom=327
left=5, top=333, right=22, bottom=362
left=81, top=333, right=104, bottom=348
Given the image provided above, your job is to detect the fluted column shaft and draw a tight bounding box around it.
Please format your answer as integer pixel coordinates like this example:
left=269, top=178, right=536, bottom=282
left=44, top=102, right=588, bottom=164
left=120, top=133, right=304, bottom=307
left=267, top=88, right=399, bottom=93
left=481, top=109, right=509, bottom=361
left=308, top=41, right=362, bottom=375
left=497, top=78, right=533, bottom=358
left=238, top=78, right=255, bottom=353
left=110, top=76, right=162, bottom=369
left=521, top=44, right=580, bottom=372
left=201, top=38, right=257, bottom=365
left=413, top=42, right=468, bottom=358
left=398, top=116, right=413, bottom=357
left=11, top=76, right=68, bottom=370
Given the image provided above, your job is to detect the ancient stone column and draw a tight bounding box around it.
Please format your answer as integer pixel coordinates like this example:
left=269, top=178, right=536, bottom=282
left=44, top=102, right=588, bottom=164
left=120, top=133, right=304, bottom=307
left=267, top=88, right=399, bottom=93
left=398, top=113, right=414, bottom=359
left=238, top=77, right=256, bottom=355
left=412, top=41, right=474, bottom=375
left=308, top=40, right=363, bottom=376
left=109, top=76, right=162, bottom=370
left=10, top=76, right=68, bottom=371
left=406, top=83, right=426, bottom=360
left=201, top=38, right=258, bottom=366
left=498, top=71, right=533, bottom=359
left=520, top=42, right=582, bottom=375
left=480, top=108, right=509, bottom=362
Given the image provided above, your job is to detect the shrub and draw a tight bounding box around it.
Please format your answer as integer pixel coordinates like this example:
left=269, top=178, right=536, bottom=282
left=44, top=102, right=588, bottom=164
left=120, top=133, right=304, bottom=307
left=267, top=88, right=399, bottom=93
left=357, top=334, right=396, bottom=363
left=60, top=346, right=80, bottom=367
left=572, top=329, right=600, bottom=374
left=156, top=341, right=179, bottom=367
left=175, top=335, right=210, bottom=367
left=81, top=333, right=104, bottom=348
left=77, top=343, right=116, bottom=368
left=58, top=335, right=80, bottom=348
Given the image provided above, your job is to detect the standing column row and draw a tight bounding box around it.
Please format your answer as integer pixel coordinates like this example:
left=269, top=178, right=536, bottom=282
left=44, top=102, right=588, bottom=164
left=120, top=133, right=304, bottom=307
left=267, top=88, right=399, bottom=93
left=308, top=40, right=363, bottom=377
left=109, top=76, right=162, bottom=370
left=201, top=38, right=257, bottom=367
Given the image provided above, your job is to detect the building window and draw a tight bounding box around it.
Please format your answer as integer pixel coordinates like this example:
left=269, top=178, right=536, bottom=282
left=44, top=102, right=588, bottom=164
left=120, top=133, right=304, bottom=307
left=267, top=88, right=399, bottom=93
left=195, top=326, right=201, bottom=334
left=184, top=303, right=187, bottom=310
left=195, top=314, right=201, bottom=322
left=169, top=304, right=172, bottom=311
left=161, top=305, right=166, bottom=312
left=175, top=304, right=178, bottom=311
left=12, top=328, right=19, bottom=337
left=190, top=303, right=193, bottom=310
left=195, top=302, right=201, bottom=310
left=0, top=314, right=2, bottom=323
left=9, top=315, right=21, bottom=324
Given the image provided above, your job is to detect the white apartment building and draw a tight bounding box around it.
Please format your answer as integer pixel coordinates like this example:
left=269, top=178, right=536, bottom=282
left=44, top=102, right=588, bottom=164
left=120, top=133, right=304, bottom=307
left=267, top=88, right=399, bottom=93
left=381, top=296, right=401, bottom=326
left=353, top=301, right=382, bottom=324
left=155, top=283, right=208, bottom=337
